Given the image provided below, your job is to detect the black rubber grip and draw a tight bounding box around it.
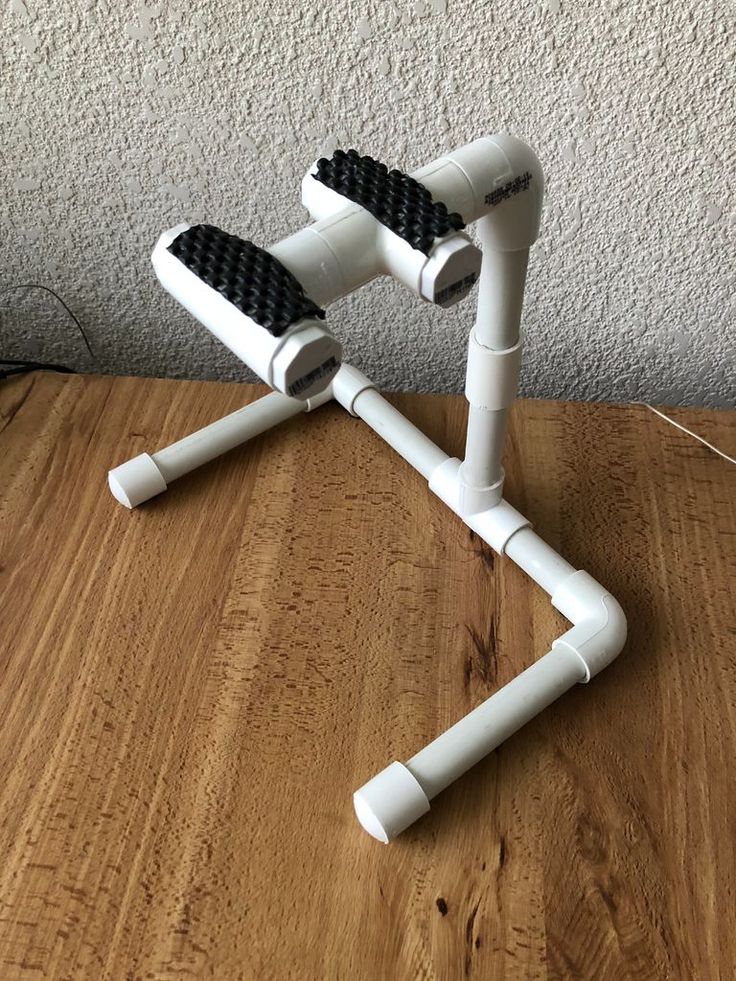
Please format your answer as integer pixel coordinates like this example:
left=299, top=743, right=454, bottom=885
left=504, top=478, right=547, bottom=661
left=313, top=148, right=465, bottom=255
left=168, top=224, right=325, bottom=337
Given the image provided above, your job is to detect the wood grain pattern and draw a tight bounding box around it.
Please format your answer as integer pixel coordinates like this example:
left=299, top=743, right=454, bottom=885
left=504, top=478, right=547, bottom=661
left=0, top=372, right=734, bottom=980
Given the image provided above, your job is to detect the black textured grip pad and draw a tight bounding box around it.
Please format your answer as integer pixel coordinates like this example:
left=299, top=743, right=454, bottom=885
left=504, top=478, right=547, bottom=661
left=313, top=149, right=465, bottom=255
left=168, top=224, right=326, bottom=337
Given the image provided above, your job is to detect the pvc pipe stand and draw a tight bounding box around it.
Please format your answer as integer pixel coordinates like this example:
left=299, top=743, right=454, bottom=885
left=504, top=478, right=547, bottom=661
left=107, top=133, right=626, bottom=845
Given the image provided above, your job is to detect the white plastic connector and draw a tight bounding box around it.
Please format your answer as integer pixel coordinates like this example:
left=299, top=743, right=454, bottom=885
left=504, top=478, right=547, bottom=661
left=301, top=163, right=482, bottom=309
left=551, top=571, right=628, bottom=681
left=429, top=457, right=530, bottom=537
left=415, top=135, right=544, bottom=249
left=464, top=335, right=522, bottom=411
left=457, top=475, right=505, bottom=515
left=331, top=364, right=377, bottom=417
left=457, top=333, right=523, bottom=507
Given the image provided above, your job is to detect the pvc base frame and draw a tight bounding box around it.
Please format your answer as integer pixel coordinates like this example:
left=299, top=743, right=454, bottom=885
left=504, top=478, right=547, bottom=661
left=108, top=364, right=626, bottom=843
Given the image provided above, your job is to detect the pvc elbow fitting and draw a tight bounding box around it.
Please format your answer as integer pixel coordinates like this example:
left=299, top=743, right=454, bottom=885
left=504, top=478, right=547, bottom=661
left=353, top=573, right=627, bottom=844
left=411, top=135, right=543, bottom=251
left=550, top=570, right=628, bottom=681
left=355, top=465, right=626, bottom=843
left=445, top=136, right=544, bottom=250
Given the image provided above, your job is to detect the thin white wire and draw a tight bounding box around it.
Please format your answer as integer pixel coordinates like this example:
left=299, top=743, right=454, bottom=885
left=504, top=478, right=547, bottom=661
left=633, top=401, right=736, bottom=467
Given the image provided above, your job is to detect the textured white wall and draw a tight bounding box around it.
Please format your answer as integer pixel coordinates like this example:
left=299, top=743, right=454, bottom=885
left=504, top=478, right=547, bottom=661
left=2, top=0, right=734, bottom=405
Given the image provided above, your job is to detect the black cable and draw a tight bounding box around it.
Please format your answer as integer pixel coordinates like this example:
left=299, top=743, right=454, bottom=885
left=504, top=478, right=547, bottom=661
left=0, top=282, right=95, bottom=382
left=0, top=359, right=77, bottom=380
left=0, top=283, right=95, bottom=359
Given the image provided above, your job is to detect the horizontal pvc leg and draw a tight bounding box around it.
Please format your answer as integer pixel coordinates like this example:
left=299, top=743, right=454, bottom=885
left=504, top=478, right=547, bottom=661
left=353, top=645, right=586, bottom=842
left=108, top=391, right=306, bottom=508
left=503, top=526, right=577, bottom=595
left=405, top=646, right=584, bottom=799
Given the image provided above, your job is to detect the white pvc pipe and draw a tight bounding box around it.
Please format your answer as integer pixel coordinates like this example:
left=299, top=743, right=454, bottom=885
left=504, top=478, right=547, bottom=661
left=108, top=392, right=305, bottom=508
left=460, top=406, right=509, bottom=490
left=504, top=526, right=577, bottom=594
left=352, top=427, right=626, bottom=842
left=153, top=392, right=304, bottom=481
left=297, top=134, right=544, bottom=310
left=406, top=645, right=586, bottom=800
left=459, top=245, right=529, bottom=494
left=474, top=245, right=529, bottom=351
left=348, top=388, right=449, bottom=480
left=353, top=642, right=589, bottom=843
left=112, top=136, right=617, bottom=848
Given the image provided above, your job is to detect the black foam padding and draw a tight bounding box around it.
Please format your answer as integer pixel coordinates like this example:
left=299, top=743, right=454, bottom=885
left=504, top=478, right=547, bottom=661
left=168, top=224, right=325, bottom=337
left=313, top=149, right=465, bottom=255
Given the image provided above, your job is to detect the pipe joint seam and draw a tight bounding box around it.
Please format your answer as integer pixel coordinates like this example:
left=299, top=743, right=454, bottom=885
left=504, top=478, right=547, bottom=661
left=457, top=472, right=505, bottom=514
left=302, top=159, right=482, bottom=307
left=305, top=385, right=335, bottom=412
left=332, top=364, right=378, bottom=417
left=429, top=458, right=531, bottom=546
left=465, top=335, right=522, bottom=410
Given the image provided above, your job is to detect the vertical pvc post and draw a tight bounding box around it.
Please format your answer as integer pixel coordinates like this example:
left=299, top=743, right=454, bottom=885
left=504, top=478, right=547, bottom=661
left=459, top=245, right=529, bottom=501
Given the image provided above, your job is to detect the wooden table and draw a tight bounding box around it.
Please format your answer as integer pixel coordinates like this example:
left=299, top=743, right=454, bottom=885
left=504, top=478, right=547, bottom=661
left=1, top=372, right=734, bottom=980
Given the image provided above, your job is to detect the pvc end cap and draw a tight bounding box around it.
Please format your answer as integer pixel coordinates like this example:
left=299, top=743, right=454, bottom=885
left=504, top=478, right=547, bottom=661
left=108, top=453, right=167, bottom=509
left=353, top=762, right=430, bottom=843
left=420, top=235, right=482, bottom=308
left=271, top=322, right=342, bottom=401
